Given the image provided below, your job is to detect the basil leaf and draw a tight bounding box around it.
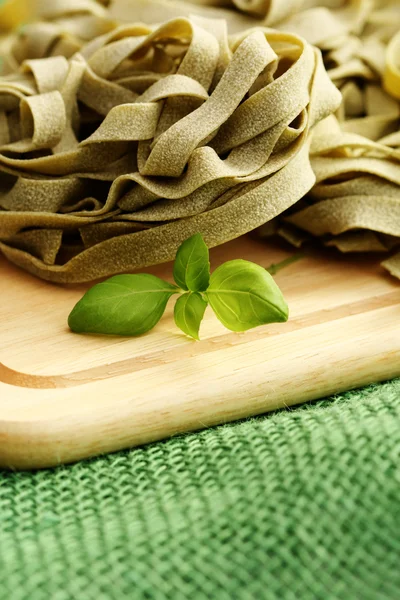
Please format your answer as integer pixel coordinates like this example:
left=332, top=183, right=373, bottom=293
left=68, top=274, right=178, bottom=336
left=174, top=292, right=208, bottom=340
left=206, top=259, right=288, bottom=332
left=173, top=233, right=210, bottom=292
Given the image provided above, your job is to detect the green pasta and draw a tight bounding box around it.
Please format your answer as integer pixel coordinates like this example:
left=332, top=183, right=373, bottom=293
left=0, top=0, right=399, bottom=282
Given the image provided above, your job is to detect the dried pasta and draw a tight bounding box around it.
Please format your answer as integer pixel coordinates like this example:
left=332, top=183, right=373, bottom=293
left=0, top=0, right=399, bottom=281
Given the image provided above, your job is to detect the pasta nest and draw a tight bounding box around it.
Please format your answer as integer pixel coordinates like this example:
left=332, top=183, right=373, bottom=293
left=0, top=17, right=340, bottom=282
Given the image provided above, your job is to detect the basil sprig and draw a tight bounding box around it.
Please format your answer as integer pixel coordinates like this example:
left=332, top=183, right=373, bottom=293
left=68, top=234, right=290, bottom=339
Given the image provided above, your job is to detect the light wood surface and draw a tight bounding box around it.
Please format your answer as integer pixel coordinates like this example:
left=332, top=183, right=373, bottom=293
left=1, top=236, right=399, bottom=470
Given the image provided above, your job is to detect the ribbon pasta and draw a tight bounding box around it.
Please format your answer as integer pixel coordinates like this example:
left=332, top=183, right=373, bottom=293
left=0, top=0, right=398, bottom=281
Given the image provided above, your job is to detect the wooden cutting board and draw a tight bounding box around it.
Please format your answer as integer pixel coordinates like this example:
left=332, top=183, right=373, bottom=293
left=1, top=235, right=400, bottom=470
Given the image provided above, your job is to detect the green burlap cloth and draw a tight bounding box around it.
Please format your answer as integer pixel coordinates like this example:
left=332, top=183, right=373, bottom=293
left=1, top=379, right=399, bottom=599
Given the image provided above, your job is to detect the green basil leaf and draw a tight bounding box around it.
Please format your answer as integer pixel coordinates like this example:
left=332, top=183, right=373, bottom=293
left=206, top=259, right=288, bottom=332
left=68, top=274, right=179, bottom=336
left=174, top=292, right=208, bottom=340
left=173, top=233, right=210, bottom=292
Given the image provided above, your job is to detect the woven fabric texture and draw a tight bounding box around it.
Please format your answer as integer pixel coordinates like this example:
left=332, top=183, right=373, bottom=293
left=1, top=379, right=400, bottom=600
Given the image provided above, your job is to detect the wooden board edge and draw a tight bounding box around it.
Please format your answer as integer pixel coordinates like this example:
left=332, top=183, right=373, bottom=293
left=1, top=306, right=399, bottom=471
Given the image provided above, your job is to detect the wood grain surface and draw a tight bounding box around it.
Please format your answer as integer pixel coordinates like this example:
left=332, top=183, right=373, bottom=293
left=1, top=236, right=399, bottom=470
